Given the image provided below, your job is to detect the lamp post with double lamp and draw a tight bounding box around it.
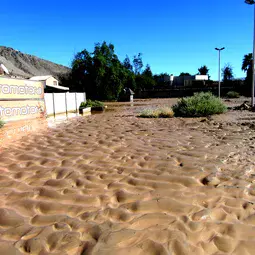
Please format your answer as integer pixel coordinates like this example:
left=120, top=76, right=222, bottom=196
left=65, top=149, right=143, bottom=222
left=215, top=47, right=225, bottom=98
left=245, top=0, right=255, bottom=108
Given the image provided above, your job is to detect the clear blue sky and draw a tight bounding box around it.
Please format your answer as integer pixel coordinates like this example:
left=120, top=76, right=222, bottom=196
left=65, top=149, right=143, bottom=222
left=1, top=0, right=254, bottom=80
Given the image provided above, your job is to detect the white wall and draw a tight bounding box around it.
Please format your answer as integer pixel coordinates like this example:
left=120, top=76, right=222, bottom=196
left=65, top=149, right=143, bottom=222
left=45, top=92, right=86, bottom=116
left=76, top=93, right=86, bottom=109
left=54, top=93, right=66, bottom=114
left=66, top=93, right=76, bottom=112
left=195, top=75, right=209, bottom=81
left=44, top=93, right=54, bottom=115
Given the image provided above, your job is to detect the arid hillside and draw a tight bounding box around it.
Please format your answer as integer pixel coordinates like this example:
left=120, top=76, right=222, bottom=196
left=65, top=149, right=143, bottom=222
left=0, top=46, right=70, bottom=79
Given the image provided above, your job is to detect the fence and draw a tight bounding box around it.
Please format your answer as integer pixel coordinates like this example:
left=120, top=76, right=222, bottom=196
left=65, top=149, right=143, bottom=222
left=135, top=86, right=235, bottom=99
left=44, top=92, right=86, bottom=116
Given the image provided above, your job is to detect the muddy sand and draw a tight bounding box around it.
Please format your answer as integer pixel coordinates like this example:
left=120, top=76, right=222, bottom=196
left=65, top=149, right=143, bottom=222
left=0, top=98, right=255, bottom=255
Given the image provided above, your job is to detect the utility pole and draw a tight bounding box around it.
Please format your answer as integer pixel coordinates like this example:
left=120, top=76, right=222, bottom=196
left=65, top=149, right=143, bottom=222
left=245, top=0, right=255, bottom=107
left=215, top=47, right=225, bottom=98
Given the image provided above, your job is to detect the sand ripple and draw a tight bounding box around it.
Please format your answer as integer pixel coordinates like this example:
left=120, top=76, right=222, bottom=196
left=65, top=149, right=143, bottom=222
left=0, top=99, right=255, bottom=254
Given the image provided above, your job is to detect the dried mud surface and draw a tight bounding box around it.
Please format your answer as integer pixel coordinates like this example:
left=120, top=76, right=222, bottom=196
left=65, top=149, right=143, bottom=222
left=0, top=98, right=255, bottom=255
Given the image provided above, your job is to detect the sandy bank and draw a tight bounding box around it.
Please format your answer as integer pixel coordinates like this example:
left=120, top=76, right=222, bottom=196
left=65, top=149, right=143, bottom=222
left=0, top=98, right=255, bottom=254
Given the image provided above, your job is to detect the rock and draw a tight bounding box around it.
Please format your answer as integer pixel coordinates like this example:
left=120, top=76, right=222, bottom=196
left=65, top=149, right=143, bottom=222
left=192, top=209, right=211, bottom=221
left=201, top=174, right=221, bottom=186
left=233, top=102, right=252, bottom=111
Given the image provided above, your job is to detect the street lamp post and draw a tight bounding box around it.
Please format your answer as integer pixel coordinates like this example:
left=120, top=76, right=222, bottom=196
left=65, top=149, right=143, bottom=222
left=245, top=0, right=255, bottom=108
left=215, top=47, right=225, bottom=98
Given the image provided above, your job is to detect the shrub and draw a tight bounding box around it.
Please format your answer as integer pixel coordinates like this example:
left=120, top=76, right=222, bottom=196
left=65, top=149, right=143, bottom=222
left=226, top=91, right=240, bottom=98
left=0, top=119, right=4, bottom=128
left=139, top=106, right=174, bottom=118
left=80, top=99, right=104, bottom=108
left=172, top=92, right=227, bottom=117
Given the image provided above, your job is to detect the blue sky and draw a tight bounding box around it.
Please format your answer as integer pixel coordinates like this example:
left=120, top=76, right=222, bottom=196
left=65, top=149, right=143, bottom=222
left=1, top=0, right=254, bottom=80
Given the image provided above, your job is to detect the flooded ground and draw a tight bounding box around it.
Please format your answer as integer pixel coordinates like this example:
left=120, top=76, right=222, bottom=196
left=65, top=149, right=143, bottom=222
left=0, top=98, right=255, bottom=255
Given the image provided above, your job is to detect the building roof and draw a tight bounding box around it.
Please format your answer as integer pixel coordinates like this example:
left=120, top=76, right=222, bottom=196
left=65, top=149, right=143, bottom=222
left=29, top=75, right=69, bottom=90
left=29, top=75, right=54, bottom=81
left=46, top=84, right=69, bottom=91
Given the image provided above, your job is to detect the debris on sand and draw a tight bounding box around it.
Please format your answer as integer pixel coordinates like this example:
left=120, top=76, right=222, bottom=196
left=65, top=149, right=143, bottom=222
left=229, top=101, right=252, bottom=111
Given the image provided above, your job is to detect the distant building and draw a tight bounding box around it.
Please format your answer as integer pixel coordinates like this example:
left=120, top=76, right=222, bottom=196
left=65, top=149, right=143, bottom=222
left=157, top=74, right=175, bottom=85
left=30, top=75, right=59, bottom=86
left=171, top=74, right=209, bottom=86
left=29, top=75, right=69, bottom=91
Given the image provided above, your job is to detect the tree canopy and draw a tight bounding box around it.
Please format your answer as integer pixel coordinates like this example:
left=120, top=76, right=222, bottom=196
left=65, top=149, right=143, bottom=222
left=179, top=72, right=191, bottom=77
left=123, top=56, right=133, bottom=72
left=222, top=64, right=234, bottom=83
left=241, top=53, right=253, bottom=96
left=198, top=65, right=209, bottom=76
left=242, top=53, right=252, bottom=73
left=69, top=42, right=158, bottom=100
left=135, top=65, right=156, bottom=90
left=71, top=42, right=131, bottom=100
left=133, top=53, right=143, bottom=75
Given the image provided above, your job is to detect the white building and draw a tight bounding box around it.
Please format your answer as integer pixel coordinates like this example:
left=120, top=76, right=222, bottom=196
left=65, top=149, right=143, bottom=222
left=193, top=75, right=209, bottom=81
left=29, top=75, right=69, bottom=91
left=171, top=74, right=209, bottom=86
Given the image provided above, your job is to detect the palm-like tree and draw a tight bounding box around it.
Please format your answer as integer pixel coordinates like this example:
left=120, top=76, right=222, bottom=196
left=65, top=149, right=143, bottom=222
left=241, top=53, right=253, bottom=96
left=242, top=53, right=253, bottom=72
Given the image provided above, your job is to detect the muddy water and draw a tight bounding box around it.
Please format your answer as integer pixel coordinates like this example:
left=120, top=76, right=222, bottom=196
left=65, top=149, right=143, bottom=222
left=0, top=99, right=255, bottom=255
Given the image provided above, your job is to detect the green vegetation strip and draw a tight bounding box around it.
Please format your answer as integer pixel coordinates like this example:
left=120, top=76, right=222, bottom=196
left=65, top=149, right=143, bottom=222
left=0, top=119, right=4, bottom=128
left=226, top=91, right=240, bottom=98
left=139, top=92, right=227, bottom=118
left=139, top=107, right=174, bottom=118
left=80, top=99, right=104, bottom=108
left=173, top=92, right=227, bottom=117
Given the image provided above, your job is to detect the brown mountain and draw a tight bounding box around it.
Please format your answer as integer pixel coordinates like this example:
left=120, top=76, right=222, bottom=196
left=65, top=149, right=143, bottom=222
left=0, top=46, right=70, bottom=79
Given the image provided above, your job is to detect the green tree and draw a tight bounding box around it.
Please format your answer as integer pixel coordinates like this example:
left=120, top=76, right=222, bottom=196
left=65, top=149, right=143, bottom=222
left=59, top=71, right=72, bottom=89
left=242, top=53, right=252, bottom=73
left=71, top=41, right=132, bottom=100
left=136, top=64, right=156, bottom=90
left=71, top=49, right=93, bottom=94
left=120, top=66, right=136, bottom=92
left=153, top=73, right=170, bottom=87
left=133, top=53, right=143, bottom=75
left=143, top=64, right=153, bottom=77
left=198, top=65, right=209, bottom=75
left=123, top=55, right=133, bottom=71
left=242, top=53, right=253, bottom=96
left=222, top=64, right=234, bottom=83
left=179, top=72, right=191, bottom=76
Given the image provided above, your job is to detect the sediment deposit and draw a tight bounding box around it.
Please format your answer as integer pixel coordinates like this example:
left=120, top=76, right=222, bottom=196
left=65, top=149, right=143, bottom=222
left=0, top=99, right=255, bottom=255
